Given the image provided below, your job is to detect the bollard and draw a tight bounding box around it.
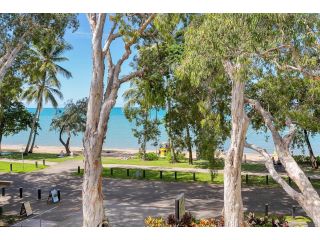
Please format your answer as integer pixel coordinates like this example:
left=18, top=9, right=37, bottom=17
left=292, top=205, right=296, bottom=219
left=77, top=166, right=80, bottom=174
left=10, top=163, right=13, bottom=172
left=38, top=189, right=41, bottom=200
left=110, top=168, right=113, bottom=176
left=174, top=171, right=177, bottom=180
left=160, top=171, right=163, bottom=179
left=126, top=169, right=129, bottom=177
left=1, top=187, right=5, bottom=196
left=35, top=161, right=38, bottom=168
left=193, top=172, right=196, bottom=181
left=265, top=204, right=269, bottom=217
left=143, top=170, right=145, bottom=178
left=42, top=159, right=46, bottom=166
left=288, top=177, right=291, bottom=185
left=19, top=187, right=23, bottom=198
left=308, top=177, right=311, bottom=181
left=245, top=174, right=248, bottom=184
left=266, top=175, right=269, bottom=185
left=57, top=189, right=61, bottom=201
left=0, top=206, right=3, bottom=216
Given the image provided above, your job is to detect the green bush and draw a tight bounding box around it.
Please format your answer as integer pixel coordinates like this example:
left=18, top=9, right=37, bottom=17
left=165, top=151, right=186, bottom=162
left=293, top=155, right=320, bottom=165
left=138, top=152, right=159, bottom=161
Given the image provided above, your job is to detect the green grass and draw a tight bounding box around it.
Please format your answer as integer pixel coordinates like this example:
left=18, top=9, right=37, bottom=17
left=101, top=157, right=267, bottom=172
left=75, top=166, right=320, bottom=189
left=0, top=152, right=83, bottom=162
left=0, top=161, right=46, bottom=173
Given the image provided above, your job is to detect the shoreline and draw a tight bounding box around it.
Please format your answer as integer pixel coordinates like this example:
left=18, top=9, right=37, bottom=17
left=1, top=144, right=266, bottom=163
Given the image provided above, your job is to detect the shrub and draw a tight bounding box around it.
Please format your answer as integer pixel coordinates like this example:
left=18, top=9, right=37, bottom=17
left=144, top=216, right=168, bottom=227
left=138, top=152, right=159, bottom=161
left=293, top=155, right=320, bottom=165
left=245, top=212, right=288, bottom=227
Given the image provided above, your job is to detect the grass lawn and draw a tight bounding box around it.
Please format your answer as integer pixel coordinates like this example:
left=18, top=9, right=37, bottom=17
left=101, top=157, right=267, bottom=172
left=75, top=167, right=320, bottom=188
left=0, top=161, right=46, bottom=173
left=0, top=152, right=83, bottom=162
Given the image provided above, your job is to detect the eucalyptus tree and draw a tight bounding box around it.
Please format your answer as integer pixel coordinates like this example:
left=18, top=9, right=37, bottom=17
left=179, top=13, right=320, bottom=226
left=22, top=37, right=72, bottom=154
left=0, top=14, right=78, bottom=83
left=84, top=13, right=156, bottom=226
left=243, top=14, right=320, bottom=225
left=50, top=98, right=87, bottom=155
left=0, top=71, right=32, bottom=152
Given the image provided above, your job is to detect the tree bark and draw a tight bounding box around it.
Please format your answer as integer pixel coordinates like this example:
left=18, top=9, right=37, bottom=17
left=59, top=126, right=71, bottom=156
left=0, top=40, right=25, bottom=82
left=245, top=98, right=320, bottom=226
left=303, top=129, right=318, bottom=169
left=24, top=102, right=41, bottom=154
left=186, top=125, right=193, bottom=165
left=28, top=125, right=37, bottom=153
left=83, top=13, right=155, bottom=227
left=223, top=60, right=249, bottom=227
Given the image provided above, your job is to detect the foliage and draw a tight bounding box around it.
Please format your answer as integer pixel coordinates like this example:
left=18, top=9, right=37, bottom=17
left=145, top=212, right=222, bottom=227
left=245, top=212, right=289, bottom=227
left=50, top=98, right=87, bottom=136
left=137, top=152, right=159, bottom=161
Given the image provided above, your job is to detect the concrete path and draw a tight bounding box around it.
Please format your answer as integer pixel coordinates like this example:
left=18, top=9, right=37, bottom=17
left=0, top=159, right=57, bottom=166
left=0, top=159, right=314, bottom=226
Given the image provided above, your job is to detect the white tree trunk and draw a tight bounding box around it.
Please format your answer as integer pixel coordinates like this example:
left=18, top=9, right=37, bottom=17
left=83, top=13, right=155, bottom=227
left=245, top=98, right=320, bottom=226
left=0, top=41, right=24, bottom=82
left=223, top=61, right=249, bottom=227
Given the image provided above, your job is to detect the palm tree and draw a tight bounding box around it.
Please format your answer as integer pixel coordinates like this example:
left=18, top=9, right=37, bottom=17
left=22, top=38, right=72, bottom=154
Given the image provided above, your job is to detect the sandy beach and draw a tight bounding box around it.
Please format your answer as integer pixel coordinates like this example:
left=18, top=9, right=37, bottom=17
left=1, top=144, right=265, bottom=163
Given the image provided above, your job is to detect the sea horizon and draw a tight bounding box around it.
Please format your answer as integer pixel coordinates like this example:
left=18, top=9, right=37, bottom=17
left=2, top=107, right=320, bottom=155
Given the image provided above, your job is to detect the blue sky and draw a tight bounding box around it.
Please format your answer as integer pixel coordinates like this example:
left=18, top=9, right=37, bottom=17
left=26, top=13, right=133, bottom=108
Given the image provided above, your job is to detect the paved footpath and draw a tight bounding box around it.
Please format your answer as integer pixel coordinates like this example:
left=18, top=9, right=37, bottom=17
left=0, top=160, right=315, bottom=227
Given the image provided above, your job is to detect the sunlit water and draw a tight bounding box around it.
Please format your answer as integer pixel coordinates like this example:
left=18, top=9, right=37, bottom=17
left=3, top=108, right=320, bottom=155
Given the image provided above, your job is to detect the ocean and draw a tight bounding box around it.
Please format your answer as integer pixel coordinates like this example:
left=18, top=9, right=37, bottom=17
left=2, top=107, right=320, bottom=155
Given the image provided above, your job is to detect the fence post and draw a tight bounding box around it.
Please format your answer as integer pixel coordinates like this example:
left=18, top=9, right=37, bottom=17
left=35, top=161, right=38, bottom=168
left=38, top=189, right=41, bottom=200
left=266, top=175, right=269, bottom=185
left=10, top=163, right=13, bottom=172
left=245, top=174, right=248, bottom=184
left=265, top=204, right=269, bottom=217
left=42, top=159, right=46, bottom=166
left=174, top=171, right=177, bottom=180
left=126, top=169, right=129, bottom=177
left=57, top=189, right=61, bottom=201
left=292, top=205, right=296, bottom=219
left=110, top=168, right=113, bottom=176
left=1, top=187, right=5, bottom=196
left=160, top=171, right=163, bottom=179
left=193, top=172, right=196, bottom=181
left=19, top=187, right=23, bottom=198
left=143, top=170, right=145, bottom=178
left=0, top=206, right=3, bottom=216
left=77, top=166, right=80, bottom=174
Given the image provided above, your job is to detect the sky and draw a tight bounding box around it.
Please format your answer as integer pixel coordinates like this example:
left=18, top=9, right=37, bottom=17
left=25, top=13, right=133, bottom=108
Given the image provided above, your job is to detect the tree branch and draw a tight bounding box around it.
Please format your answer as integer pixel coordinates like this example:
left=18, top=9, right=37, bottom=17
left=283, top=117, right=297, bottom=150
left=114, top=13, right=156, bottom=76
left=119, top=69, right=145, bottom=83
left=244, top=97, right=283, bottom=145
left=245, top=141, right=304, bottom=203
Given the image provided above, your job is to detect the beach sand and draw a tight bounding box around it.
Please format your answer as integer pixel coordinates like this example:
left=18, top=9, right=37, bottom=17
left=1, top=144, right=265, bottom=163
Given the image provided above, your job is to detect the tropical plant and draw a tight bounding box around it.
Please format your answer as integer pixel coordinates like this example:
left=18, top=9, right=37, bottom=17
left=50, top=98, right=87, bottom=155
left=22, top=37, right=72, bottom=154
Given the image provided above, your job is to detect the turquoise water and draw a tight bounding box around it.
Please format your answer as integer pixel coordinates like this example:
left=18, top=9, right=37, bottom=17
left=2, top=108, right=320, bottom=154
